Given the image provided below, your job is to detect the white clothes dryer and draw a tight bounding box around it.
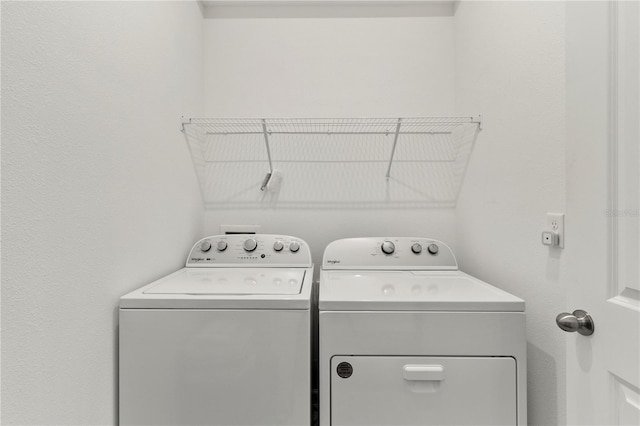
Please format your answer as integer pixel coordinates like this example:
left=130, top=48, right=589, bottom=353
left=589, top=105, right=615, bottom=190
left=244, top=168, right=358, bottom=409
left=119, top=234, right=313, bottom=426
left=319, top=237, right=526, bottom=426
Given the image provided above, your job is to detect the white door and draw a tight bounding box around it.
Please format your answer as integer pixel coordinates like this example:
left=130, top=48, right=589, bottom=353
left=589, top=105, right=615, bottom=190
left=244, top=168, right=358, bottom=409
left=566, top=2, right=640, bottom=425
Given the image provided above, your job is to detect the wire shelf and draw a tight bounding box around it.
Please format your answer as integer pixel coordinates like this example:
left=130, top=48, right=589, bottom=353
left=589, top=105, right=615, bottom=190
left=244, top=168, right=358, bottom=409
left=184, top=117, right=480, bottom=135
left=181, top=116, right=481, bottom=209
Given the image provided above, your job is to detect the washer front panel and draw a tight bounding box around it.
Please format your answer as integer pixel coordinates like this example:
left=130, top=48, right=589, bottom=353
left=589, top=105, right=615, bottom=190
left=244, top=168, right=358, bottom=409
left=120, top=308, right=310, bottom=425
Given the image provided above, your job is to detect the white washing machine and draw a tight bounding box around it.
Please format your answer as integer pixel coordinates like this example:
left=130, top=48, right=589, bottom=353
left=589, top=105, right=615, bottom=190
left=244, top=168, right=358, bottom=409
left=119, top=234, right=313, bottom=426
left=319, top=237, right=527, bottom=426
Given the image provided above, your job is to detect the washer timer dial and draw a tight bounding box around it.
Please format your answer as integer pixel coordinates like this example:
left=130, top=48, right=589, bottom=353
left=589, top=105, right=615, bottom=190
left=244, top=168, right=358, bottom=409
left=381, top=241, right=395, bottom=255
left=243, top=238, right=258, bottom=252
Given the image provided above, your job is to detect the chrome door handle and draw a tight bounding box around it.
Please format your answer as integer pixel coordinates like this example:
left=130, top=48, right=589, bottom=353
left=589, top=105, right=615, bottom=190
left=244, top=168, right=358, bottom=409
left=556, top=309, right=595, bottom=336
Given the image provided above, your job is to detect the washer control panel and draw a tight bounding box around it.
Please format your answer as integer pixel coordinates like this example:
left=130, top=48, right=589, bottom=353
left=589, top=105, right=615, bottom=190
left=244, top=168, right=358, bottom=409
left=186, top=234, right=312, bottom=267
left=322, top=237, right=457, bottom=270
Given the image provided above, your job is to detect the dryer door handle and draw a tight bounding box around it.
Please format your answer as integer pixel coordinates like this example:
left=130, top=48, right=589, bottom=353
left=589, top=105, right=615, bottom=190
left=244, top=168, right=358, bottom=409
left=402, top=364, right=444, bottom=381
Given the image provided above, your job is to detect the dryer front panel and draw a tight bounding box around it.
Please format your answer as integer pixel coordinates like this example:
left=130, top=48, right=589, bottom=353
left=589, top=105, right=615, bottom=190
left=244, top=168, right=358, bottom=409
left=330, top=356, right=517, bottom=426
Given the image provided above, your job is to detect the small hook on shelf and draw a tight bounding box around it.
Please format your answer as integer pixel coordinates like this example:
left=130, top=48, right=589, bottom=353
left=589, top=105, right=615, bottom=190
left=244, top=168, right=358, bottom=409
left=260, top=172, right=272, bottom=191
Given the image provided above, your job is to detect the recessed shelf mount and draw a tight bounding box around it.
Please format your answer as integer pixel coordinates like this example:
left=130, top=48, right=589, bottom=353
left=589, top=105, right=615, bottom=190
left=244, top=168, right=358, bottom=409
left=181, top=116, right=482, bottom=208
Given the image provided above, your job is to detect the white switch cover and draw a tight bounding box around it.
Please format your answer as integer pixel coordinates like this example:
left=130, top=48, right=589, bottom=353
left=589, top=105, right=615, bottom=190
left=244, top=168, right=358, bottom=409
left=546, top=213, right=565, bottom=248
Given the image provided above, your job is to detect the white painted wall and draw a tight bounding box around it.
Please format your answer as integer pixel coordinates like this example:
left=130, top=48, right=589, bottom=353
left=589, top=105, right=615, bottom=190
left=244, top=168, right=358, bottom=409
left=204, top=15, right=455, bottom=117
left=202, top=13, right=458, bottom=267
left=1, top=2, right=204, bottom=424
left=454, top=2, right=567, bottom=425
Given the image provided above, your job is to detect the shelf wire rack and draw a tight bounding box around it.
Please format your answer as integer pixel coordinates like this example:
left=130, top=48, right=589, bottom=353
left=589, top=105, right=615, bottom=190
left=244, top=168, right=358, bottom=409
left=181, top=116, right=481, bottom=208
left=184, top=117, right=480, bottom=135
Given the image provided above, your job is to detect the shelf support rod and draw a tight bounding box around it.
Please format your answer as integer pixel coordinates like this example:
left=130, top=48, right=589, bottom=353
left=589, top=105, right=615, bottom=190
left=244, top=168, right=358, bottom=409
left=261, top=119, right=274, bottom=191
left=385, top=118, right=403, bottom=179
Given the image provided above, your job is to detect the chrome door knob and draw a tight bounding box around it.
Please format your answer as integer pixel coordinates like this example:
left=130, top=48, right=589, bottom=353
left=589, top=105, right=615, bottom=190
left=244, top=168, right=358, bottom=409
left=556, top=309, right=594, bottom=336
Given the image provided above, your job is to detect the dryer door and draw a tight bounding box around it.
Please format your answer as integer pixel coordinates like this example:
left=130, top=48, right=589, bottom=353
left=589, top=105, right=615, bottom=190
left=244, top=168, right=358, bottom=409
left=330, top=356, right=517, bottom=426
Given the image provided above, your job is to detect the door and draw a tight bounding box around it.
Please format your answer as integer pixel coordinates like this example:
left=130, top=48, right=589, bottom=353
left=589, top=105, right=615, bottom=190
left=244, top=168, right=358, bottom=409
left=566, top=2, right=639, bottom=425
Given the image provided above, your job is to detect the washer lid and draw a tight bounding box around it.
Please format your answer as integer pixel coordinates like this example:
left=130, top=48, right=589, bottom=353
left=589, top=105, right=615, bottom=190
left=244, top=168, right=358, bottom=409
left=318, top=270, right=524, bottom=312
left=145, top=268, right=304, bottom=295
left=120, top=268, right=311, bottom=309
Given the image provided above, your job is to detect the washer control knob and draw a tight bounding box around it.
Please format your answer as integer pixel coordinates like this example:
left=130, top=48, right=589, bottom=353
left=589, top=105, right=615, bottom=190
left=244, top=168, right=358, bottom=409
left=427, top=243, right=439, bottom=255
left=411, top=243, right=422, bottom=254
left=243, top=238, right=258, bottom=252
left=381, top=241, right=395, bottom=255
left=289, top=241, right=301, bottom=253
left=273, top=241, right=284, bottom=252
left=216, top=240, right=227, bottom=252
left=200, top=241, right=212, bottom=252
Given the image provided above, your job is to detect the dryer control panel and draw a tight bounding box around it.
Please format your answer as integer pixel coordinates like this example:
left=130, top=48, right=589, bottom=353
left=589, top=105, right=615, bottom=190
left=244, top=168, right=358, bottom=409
left=322, top=237, right=457, bottom=270
left=186, top=234, right=312, bottom=267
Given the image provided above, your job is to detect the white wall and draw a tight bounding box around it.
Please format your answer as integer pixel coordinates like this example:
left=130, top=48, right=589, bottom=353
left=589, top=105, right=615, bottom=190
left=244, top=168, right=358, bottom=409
left=204, top=15, right=455, bottom=117
left=454, top=2, right=567, bottom=425
left=202, top=13, right=458, bottom=267
left=1, top=2, right=204, bottom=424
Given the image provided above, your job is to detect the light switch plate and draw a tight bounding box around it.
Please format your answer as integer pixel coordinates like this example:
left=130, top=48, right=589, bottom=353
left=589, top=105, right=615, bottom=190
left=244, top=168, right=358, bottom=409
left=546, top=213, right=565, bottom=248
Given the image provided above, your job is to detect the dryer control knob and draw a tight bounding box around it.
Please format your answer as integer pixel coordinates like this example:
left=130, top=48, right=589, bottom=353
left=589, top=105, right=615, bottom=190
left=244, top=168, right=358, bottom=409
left=289, top=241, right=301, bottom=253
left=381, top=241, right=395, bottom=255
left=216, top=240, right=227, bottom=251
left=273, top=241, right=284, bottom=252
left=200, top=241, right=212, bottom=252
left=427, top=243, right=439, bottom=255
left=411, top=243, right=422, bottom=254
left=243, top=238, right=258, bottom=252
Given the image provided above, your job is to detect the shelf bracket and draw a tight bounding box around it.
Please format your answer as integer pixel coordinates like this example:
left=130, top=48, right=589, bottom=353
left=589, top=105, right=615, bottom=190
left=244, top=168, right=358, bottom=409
left=180, top=116, right=191, bottom=132
left=472, top=114, right=483, bottom=131
left=385, top=118, right=403, bottom=179
left=261, top=119, right=274, bottom=191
